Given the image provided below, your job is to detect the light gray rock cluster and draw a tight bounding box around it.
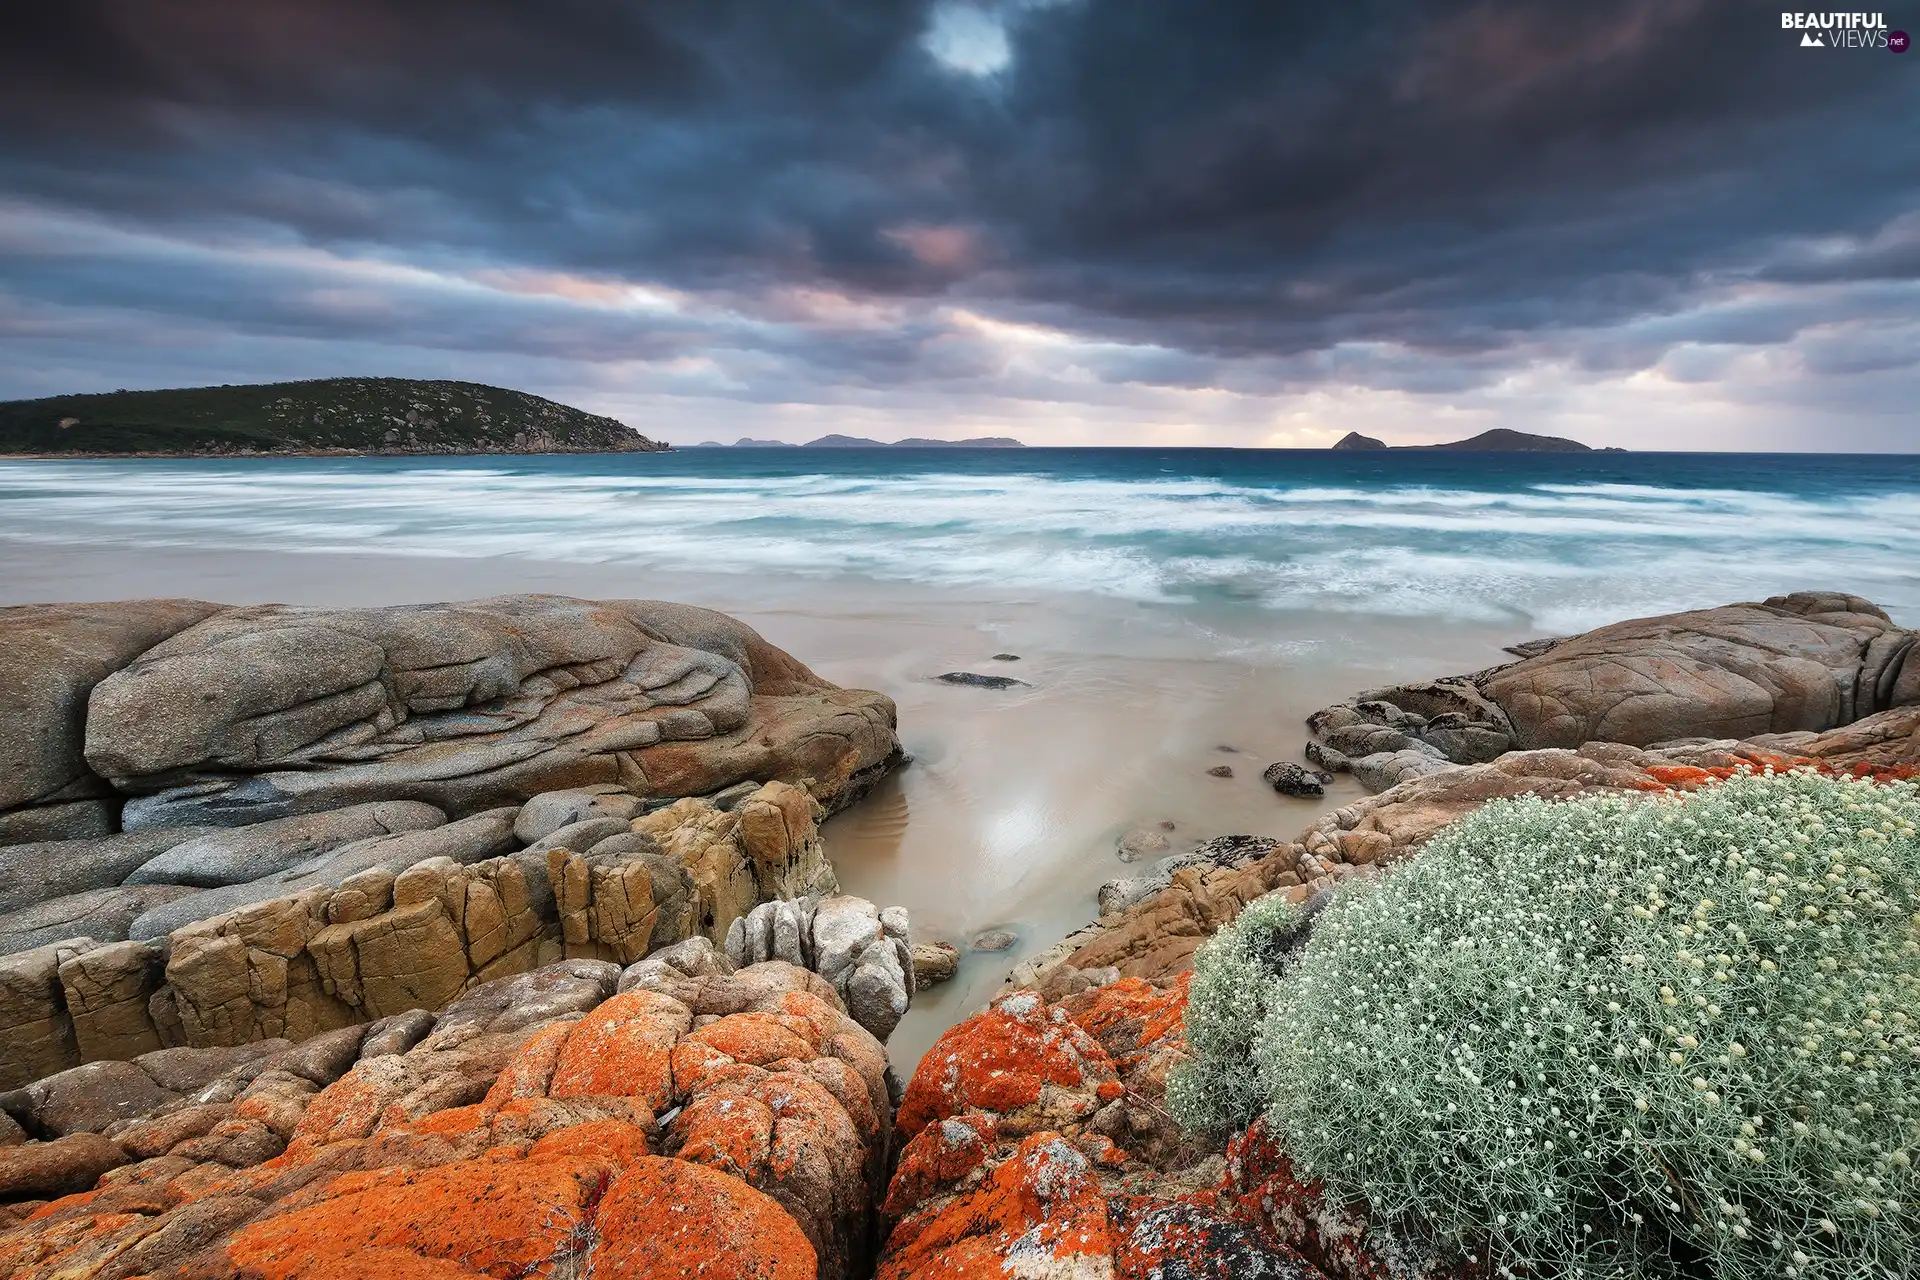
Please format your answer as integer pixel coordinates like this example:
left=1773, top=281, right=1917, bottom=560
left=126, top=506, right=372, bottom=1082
left=726, top=894, right=914, bottom=1041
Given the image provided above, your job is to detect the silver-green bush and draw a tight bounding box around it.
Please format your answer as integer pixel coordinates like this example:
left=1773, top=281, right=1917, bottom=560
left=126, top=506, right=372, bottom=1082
left=1171, top=770, right=1920, bottom=1279
left=1165, top=892, right=1303, bottom=1134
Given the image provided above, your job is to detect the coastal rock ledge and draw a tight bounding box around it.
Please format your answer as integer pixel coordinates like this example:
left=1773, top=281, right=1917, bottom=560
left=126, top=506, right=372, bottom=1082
left=2, top=594, right=902, bottom=842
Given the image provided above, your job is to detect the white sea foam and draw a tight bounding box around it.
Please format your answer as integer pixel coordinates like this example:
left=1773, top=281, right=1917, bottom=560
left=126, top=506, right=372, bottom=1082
left=1, top=458, right=1914, bottom=632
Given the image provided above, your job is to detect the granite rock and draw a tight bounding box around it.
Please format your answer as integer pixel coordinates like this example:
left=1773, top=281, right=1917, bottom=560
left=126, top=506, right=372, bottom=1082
left=125, top=800, right=447, bottom=888
left=85, top=595, right=898, bottom=827
left=0, top=599, right=222, bottom=845
left=0, top=827, right=213, bottom=916
left=1309, top=594, right=1918, bottom=790
left=126, top=806, right=519, bottom=940
left=0, top=885, right=198, bottom=957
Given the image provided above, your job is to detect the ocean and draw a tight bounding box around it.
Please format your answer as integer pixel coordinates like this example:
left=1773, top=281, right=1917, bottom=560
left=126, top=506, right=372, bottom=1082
left=2, top=448, right=1916, bottom=631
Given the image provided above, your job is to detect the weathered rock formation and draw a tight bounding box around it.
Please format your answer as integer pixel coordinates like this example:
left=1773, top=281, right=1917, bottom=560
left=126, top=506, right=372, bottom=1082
left=0, top=956, right=893, bottom=1280
left=1307, top=592, right=1917, bottom=792
left=0, top=596, right=912, bottom=1095
left=873, top=975, right=1426, bottom=1279
left=72, top=594, right=899, bottom=827
left=0, top=601, right=223, bottom=844
left=0, top=779, right=914, bottom=1090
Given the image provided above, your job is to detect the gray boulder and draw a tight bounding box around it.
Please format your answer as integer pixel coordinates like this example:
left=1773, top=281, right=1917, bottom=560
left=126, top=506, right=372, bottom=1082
left=9, top=1059, right=178, bottom=1137
left=522, top=816, right=633, bottom=857
left=1351, top=749, right=1461, bottom=792
left=1482, top=593, right=1917, bottom=748
left=724, top=894, right=912, bottom=1041
left=430, top=959, right=623, bottom=1040
left=0, top=884, right=201, bottom=957
left=1261, top=761, right=1326, bottom=797
left=0, top=599, right=222, bottom=846
left=513, top=786, right=642, bottom=844
left=1308, top=595, right=1917, bottom=789
left=127, top=808, right=516, bottom=940
left=126, top=800, right=446, bottom=888
left=618, top=935, right=735, bottom=994
left=0, top=827, right=214, bottom=915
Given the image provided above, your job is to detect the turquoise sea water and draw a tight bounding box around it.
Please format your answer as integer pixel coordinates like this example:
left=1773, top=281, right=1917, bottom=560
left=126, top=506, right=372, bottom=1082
left=1, top=448, right=1916, bottom=631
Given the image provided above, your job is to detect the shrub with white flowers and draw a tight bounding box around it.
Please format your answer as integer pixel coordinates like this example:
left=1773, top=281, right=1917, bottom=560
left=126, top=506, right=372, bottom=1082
left=1170, top=769, right=1920, bottom=1279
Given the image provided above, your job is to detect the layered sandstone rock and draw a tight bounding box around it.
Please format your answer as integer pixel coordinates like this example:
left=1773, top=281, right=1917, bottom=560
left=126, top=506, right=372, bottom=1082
left=0, top=595, right=906, bottom=1090
left=1308, top=592, right=1918, bottom=791
left=0, top=957, right=893, bottom=1280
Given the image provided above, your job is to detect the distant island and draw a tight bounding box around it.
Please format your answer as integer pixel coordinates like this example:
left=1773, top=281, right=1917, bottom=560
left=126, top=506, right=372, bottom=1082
left=690, top=435, right=1025, bottom=448
left=0, top=379, right=665, bottom=457
left=1332, top=428, right=1615, bottom=453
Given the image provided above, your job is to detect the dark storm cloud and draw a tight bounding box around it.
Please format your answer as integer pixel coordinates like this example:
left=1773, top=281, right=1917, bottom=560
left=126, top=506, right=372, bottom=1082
left=0, top=0, right=1916, bottom=443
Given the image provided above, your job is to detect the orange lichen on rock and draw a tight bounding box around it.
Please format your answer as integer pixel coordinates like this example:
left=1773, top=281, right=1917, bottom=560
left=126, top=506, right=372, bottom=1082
left=587, top=1155, right=817, bottom=1279
left=895, top=990, right=1117, bottom=1143
left=883, top=1115, right=997, bottom=1218
left=879, top=1132, right=1115, bottom=1280
left=224, top=1153, right=614, bottom=1278
left=545, top=987, right=690, bottom=1108
left=1060, top=975, right=1189, bottom=1074
left=0, top=959, right=900, bottom=1280
left=1222, top=1122, right=1476, bottom=1280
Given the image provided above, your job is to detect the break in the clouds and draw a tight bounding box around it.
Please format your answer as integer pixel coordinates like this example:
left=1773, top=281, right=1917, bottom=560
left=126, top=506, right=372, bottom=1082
left=1, top=0, right=1916, bottom=449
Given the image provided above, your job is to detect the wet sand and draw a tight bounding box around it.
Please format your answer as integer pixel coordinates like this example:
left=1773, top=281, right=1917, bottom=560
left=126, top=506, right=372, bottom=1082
left=0, top=539, right=1531, bottom=1071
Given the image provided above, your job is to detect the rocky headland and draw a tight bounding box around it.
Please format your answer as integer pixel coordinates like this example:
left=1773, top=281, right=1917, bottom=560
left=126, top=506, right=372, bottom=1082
left=0, top=380, right=665, bottom=457
left=1331, top=427, right=1606, bottom=451
left=0, top=590, right=1914, bottom=1278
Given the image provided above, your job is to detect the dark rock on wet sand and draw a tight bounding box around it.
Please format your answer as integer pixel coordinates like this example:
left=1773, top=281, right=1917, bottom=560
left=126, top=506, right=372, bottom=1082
left=936, top=671, right=1027, bottom=689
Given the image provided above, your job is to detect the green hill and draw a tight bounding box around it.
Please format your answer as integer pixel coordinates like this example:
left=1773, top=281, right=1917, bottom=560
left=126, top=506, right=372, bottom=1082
left=0, top=379, right=666, bottom=457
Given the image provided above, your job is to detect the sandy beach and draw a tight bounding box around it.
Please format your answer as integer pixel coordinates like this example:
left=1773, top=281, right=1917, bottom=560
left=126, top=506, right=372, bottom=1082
left=0, top=536, right=1532, bottom=1069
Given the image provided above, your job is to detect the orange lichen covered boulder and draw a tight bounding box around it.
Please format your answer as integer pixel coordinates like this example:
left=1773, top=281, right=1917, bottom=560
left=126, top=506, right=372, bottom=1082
left=589, top=1155, right=816, bottom=1280
left=879, top=1132, right=1115, bottom=1280
left=1059, top=976, right=1187, bottom=1075
left=878, top=977, right=1343, bottom=1280
left=1111, top=1197, right=1326, bottom=1280
left=883, top=1115, right=996, bottom=1218
left=223, top=1153, right=617, bottom=1278
left=1222, top=1122, right=1475, bottom=1280
left=0, top=959, right=895, bottom=1280
left=545, top=987, right=690, bottom=1108
left=895, top=990, right=1117, bottom=1144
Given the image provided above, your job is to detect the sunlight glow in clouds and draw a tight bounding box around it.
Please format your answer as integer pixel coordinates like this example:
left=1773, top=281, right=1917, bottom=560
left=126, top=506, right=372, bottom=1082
left=922, top=4, right=1014, bottom=76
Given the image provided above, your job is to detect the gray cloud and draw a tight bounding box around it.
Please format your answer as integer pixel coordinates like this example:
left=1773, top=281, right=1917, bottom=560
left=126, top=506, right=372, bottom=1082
left=0, top=0, right=1916, bottom=446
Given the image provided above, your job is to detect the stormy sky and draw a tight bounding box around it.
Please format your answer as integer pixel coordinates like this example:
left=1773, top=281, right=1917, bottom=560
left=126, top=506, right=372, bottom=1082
left=2, top=1, right=1916, bottom=448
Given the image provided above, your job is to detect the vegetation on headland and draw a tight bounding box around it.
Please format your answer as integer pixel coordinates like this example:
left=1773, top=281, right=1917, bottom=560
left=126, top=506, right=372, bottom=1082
left=0, top=378, right=665, bottom=456
left=1171, top=770, right=1920, bottom=1279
